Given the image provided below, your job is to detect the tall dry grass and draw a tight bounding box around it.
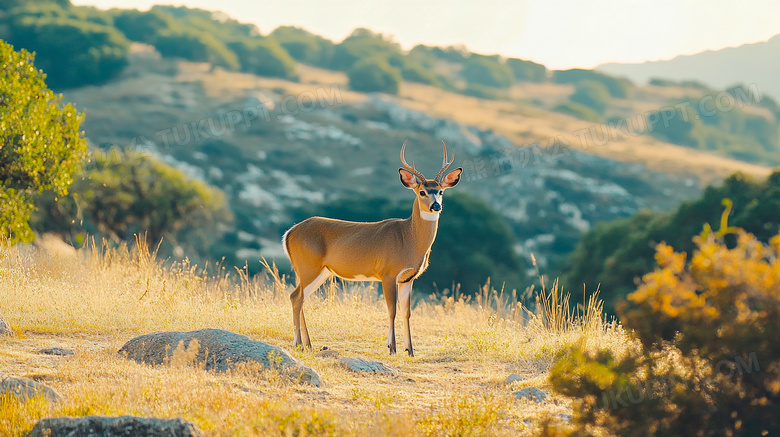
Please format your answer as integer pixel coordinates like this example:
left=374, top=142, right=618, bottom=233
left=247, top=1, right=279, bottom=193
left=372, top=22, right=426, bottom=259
left=0, top=237, right=627, bottom=436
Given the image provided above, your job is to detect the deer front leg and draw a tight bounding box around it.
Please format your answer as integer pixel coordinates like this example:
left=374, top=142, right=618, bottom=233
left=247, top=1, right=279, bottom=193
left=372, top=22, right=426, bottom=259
left=382, top=277, right=398, bottom=354
left=398, top=280, right=414, bottom=357
left=290, top=285, right=304, bottom=348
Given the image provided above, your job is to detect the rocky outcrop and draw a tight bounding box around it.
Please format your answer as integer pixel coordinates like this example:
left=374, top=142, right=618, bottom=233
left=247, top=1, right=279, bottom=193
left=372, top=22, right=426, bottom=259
left=28, top=415, right=203, bottom=437
left=118, top=328, right=320, bottom=386
left=0, top=374, right=63, bottom=403
left=0, top=316, right=12, bottom=337
left=513, top=386, right=548, bottom=403
left=339, top=357, right=397, bottom=376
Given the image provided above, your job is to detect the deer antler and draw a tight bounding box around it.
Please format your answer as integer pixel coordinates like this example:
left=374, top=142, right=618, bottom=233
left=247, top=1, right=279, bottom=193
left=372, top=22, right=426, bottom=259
left=400, top=140, right=426, bottom=182
left=433, top=141, right=454, bottom=183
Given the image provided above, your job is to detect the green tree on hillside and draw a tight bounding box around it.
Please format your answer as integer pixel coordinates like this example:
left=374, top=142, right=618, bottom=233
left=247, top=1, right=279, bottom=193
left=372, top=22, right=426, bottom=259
left=460, top=56, right=514, bottom=88
left=506, top=58, right=546, bottom=82
left=32, top=148, right=232, bottom=261
left=553, top=68, right=632, bottom=98
left=5, top=2, right=129, bottom=89
left=569, top=80, right=611, bottom=114
left=347, top=58, right=401, bottom=94
left=0, top=40, right=87, bottom=243
left=269, top=26, right=334, bottom=67
left=227, top=38, right=297, bottom=79
left=564, top=171, right=780, bottom=314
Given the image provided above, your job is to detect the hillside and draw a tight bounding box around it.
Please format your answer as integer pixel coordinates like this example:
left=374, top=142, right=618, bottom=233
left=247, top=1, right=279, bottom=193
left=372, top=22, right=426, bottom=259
left=598, top=34, right=780, bottom=100
left=4, top=1, right=777, bottom=292
left=58, top=45, right=732, bottom=282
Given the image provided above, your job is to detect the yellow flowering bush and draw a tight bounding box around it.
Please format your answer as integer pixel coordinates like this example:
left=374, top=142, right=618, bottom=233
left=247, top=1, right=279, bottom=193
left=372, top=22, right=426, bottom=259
left=545, top=204, right=780, bottom=436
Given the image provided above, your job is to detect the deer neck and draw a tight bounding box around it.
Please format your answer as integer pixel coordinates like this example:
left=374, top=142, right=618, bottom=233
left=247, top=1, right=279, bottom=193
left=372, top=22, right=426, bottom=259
left=406, top=199, right=440, bottom=253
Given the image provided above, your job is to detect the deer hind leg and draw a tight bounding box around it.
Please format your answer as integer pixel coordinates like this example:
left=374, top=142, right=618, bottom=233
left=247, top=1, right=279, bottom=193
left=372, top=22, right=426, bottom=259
left=290, top=267, right=330, bottom=350
left=398, top=279, right=414, bottom=357
left=382, top=277, right=398, bottom=354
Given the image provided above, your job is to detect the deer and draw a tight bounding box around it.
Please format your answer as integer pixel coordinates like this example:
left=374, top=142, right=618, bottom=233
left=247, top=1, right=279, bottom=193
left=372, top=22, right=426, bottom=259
left=282, top=140, right=462, bottom=357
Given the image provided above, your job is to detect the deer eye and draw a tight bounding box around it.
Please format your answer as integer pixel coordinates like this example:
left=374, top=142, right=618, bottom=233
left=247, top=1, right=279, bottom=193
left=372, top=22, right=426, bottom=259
left=419, top=191, right=426, bottom=196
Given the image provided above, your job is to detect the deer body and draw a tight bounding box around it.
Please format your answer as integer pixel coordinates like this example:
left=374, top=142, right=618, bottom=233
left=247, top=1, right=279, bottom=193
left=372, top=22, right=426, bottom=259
left=283, top=141, right=462, bottom=356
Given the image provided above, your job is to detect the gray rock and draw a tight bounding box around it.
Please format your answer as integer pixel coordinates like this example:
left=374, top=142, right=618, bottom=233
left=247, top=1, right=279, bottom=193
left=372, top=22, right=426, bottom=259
left=0, top=316, right=12, bottom=337
left=118, top=328, right=320, bottom=386
left=513, top=386, right=548, bottom=403
left=315, top=349, right=341, bottom=359
left=28, top=415, right=204, bottom=437
left=505, top=373, right=525, bottom=385
left=38, top=347, right=75, bottom=356
left=339, top=357, right=397, bottom=376
left=0, top=374, right=63, bottom=403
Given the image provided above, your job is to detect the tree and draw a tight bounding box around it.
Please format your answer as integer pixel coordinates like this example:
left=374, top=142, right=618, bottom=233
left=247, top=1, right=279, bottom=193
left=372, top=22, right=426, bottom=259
left=569, top=80, right=610, bottom=114
left=32, top=148, right=232, bottom=261
left=347, top=58, right=401, bottom=94
left=506, top=58, right=546, bottom=82
left=0, top=40, right=87, bottom=244
left=460, top=57, right=514, bottom=88
left=563, top=171, right=780, bottom=315
left=547, top=216, right=780, bottom=436
left=227, top=38, right=298, bottom=80
left=6, top=3, right=130, bottom=89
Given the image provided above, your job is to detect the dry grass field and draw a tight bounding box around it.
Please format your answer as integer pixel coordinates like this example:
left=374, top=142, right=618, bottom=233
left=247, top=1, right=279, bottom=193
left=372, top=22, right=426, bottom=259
left=0, top=237, right=629, bottom=436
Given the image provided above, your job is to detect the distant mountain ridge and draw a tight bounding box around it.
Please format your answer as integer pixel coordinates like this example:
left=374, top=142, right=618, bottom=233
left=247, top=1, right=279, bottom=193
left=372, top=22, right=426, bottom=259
left=597, top=35, right=780, bottom=100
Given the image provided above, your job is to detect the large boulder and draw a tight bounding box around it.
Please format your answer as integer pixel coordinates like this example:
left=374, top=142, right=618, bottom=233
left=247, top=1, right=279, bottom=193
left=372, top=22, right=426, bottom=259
left=339, top=357, right=397, bottom=376
left=28, top=415, right=203, bottom=437
left=0, top=316, right=12, bottom=337
left=118, top=329, right=320, bottom=386
left=0, top=374, right=63, bottom=403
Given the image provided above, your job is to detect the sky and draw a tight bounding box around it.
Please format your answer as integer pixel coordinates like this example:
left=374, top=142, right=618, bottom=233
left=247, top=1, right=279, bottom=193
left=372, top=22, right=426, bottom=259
left=72, top=0, right=780, bottom=70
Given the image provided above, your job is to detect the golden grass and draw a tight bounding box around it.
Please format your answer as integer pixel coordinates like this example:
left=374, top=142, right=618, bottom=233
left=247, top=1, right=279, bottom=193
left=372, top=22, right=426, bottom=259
left=0, top=238, right=626, bottom=436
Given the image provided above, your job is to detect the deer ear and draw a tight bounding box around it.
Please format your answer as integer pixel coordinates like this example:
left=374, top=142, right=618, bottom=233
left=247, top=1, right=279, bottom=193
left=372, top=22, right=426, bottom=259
left=399, top=168, right=418, bottom=188
left=440, top=167, right=462, bottom=189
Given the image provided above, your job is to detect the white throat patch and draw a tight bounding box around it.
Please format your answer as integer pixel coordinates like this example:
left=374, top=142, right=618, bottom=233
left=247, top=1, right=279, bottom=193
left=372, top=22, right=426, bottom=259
left=420, top=210, right=440, bottom=221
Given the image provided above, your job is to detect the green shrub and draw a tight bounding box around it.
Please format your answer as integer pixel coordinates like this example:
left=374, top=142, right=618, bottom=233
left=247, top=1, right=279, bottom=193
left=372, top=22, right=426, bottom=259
left=460, top=56, right=514, bottom=88
left=32, top=148, right=232, bottom=261
left=112, top=8, right=177, bottom=44
left=546, top=208, right=780, bottom=437
left=228, top=38, right=297, bottom=79
left=506, top=58, right=546, bottom=82
left=400, top=63, right=439, bottom=86
left=552, top=101, right=602, bottom=122
left=6, top=7, right=129, bottom=89
left=553, top=69, right=632, bottom=98
left=153, top=30, right=239, bottom=70
left=268, top=26, right=334, bottom=67
left=347, top=57, right=401, bottom=94
left=0, top=40, right=87, bottom=243
left=330, top=28, right=402, bottom=71
left=569, top=80, right=610, bottom=114
left=564, top=171, right=780, bottom=314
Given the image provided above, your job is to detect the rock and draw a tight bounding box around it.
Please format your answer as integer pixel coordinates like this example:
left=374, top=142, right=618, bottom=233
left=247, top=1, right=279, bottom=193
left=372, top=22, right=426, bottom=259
left=28, top=415, right=204, bottom=437
left=0, top=316, right=12, bottom=337
left=38, top=347, right=75, bottom=356
left=0, top=374, right=63, bottom=403
left=505, top=373, right=525, bottom=385
left=118, top=328, right=320, bottom=386
left=339, top=357, right=397, bottom=376
left=315, top=349, right=341, bottom=359
left=513, top=387, right=548, bottom=403
left=556, top=413, right=573, bottom=423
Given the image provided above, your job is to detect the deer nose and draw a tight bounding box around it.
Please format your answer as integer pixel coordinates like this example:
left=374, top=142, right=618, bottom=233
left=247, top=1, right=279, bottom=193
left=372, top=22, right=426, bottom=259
left=431, top=202, right=441, bottom=212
